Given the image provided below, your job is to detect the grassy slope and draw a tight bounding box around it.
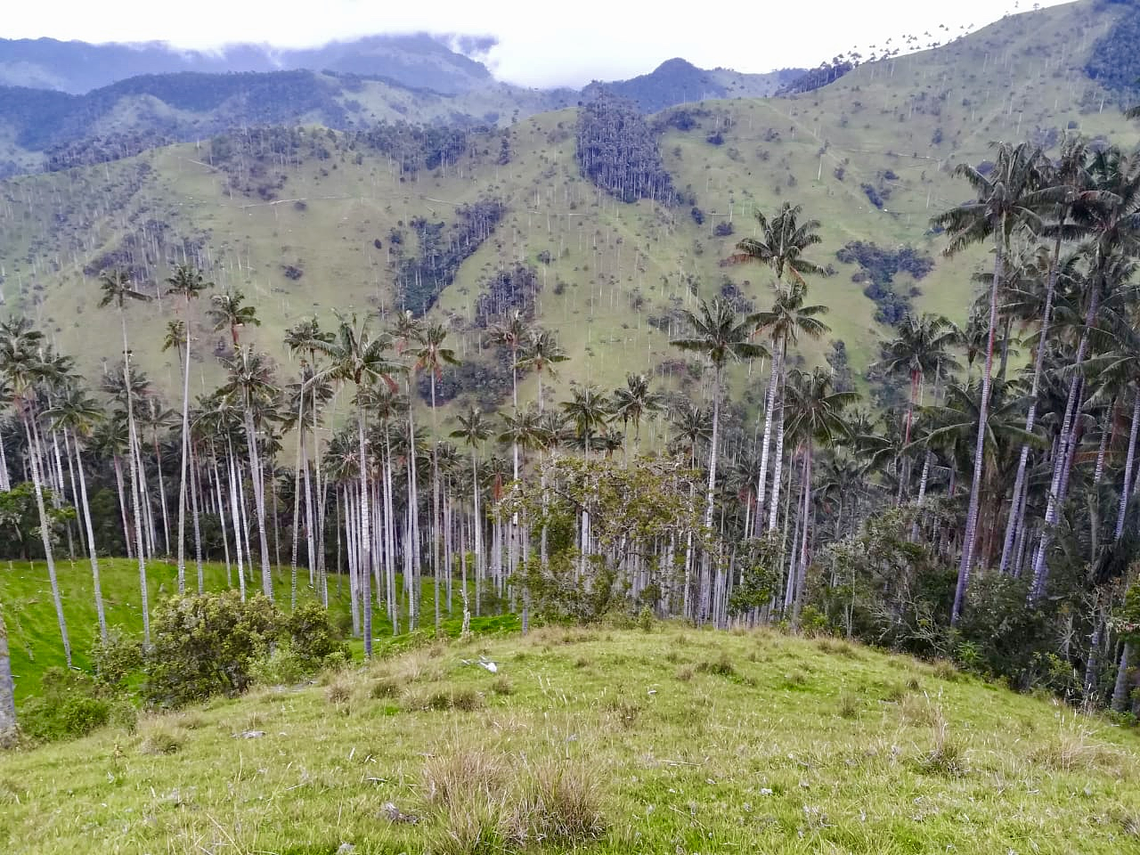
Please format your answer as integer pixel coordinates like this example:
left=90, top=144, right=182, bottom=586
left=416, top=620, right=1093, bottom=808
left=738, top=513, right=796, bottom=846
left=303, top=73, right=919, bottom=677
left=1, top=626, right=1138, bottom=853
left=0, top=558, right=513, bottom=702
left=0, top=0, right=1137, bottom=414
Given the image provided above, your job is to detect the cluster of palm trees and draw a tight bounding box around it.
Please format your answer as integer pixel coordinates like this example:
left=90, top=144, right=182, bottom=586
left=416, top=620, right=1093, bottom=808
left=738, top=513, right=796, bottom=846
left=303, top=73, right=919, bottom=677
left=4, top=136, right=1140, bottom=714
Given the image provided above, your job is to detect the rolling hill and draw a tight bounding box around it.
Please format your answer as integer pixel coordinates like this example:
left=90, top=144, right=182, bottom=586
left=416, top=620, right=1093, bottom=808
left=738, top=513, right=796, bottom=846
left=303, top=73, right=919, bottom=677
left=0, top=0, right=1137, bottom=418
left=1, top=625, right=1138, bottom=853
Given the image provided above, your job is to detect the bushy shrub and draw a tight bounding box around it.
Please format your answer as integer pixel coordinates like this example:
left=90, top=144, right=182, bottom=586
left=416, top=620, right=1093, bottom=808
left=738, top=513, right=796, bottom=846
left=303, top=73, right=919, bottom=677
left=145, top=592, right=281, bottom=707
left=285, top=602, right=349, bottom=668
left=146, top=593, right=348, bottom=704
left=20, top=668, right=111, bottom=742
left=90, top=630, right=143, bottom=687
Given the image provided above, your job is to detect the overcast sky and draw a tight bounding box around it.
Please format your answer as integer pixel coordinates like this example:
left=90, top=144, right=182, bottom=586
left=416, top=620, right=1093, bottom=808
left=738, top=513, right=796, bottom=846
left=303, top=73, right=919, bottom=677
left=3, top=0, right=1073, bottom=88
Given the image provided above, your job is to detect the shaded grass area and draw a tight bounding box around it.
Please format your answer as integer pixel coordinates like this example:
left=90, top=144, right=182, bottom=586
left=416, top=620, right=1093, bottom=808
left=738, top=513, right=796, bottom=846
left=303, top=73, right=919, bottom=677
left=1, top=627, right=1138, bottom=853
left=0, top=557, right=517, bottom=700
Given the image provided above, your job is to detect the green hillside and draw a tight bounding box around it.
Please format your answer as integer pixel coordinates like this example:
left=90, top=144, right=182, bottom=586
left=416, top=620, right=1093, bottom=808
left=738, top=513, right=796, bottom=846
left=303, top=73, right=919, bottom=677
left=1, top=626, right=1138, bottom=853
left=0, top=0, right=1137, bottom=416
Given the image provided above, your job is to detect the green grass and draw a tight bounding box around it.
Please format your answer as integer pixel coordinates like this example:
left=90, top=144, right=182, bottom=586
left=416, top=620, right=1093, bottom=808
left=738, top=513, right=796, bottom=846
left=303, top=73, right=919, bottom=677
left=0, top=557, right=516, bottom=701
left=1, top=626, right=1138, bottom=853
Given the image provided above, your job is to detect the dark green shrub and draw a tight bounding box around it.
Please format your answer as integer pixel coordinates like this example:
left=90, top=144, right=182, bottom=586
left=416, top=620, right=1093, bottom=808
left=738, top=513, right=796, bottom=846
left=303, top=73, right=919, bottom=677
left=20, top=668, right=110, bottom=742
left=145, top=592, right=281, bottom=707
left=285, top=602, right=349, bottom=668
left=90, top=630, right=143, bottom=687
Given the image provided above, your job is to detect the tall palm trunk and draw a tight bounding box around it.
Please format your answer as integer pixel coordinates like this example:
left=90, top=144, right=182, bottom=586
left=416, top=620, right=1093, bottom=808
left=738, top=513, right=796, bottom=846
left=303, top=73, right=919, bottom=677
left=176, top=311, right=193, bottom=593
left=242, top=406, right=273, bottom=599
left=227, top=443, right=247, bottom=601
left=1029, top=287, right=1099, bottom=603
left=356, top=403, right=373, bottom=658
left=953, top=223, right=1005, bottom=625
left=431, top=372, right=441, bottom=632
left=23, top=413, right=71, bottom=666
left=70, top=430, right=107, bottom=642
left=1112, top=642, right=1133, bottom=713
left=768, top=380, right=787, bottom=532
left=1000, top=238, right=1061, bottom=573
left=0, top=605, right=15, bottom=741
left=290, top=383, right=305, bottom=610
left=698, top=364, right=723, bottom=624
left=1114, top=392, right=1140, bottom=542
left=755, top=344, right=783, bottom=535
left=792, top=442, right=814, bottom=629
left=118, top=307, right=150, bottom=644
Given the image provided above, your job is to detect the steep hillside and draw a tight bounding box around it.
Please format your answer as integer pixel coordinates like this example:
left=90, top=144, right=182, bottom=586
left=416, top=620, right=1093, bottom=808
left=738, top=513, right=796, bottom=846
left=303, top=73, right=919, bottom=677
left=0, top=0, right=1137, bottom=416
left=0, top=626, right=1138, bottom=854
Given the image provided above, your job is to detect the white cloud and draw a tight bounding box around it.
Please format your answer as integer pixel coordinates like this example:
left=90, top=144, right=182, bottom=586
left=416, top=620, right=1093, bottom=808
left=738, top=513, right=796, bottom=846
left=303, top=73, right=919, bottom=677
left=2, top=0, right=1072, bottom=88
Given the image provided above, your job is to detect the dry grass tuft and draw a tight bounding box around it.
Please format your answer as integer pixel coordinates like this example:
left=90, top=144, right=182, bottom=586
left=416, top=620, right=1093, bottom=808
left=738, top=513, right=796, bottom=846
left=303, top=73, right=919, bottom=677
left=837, top=690, right=860, bottom=719
left=325, top=679, right=352, bottom=705
left=696, top=652, right=736, bottom=678
left=490, top=675, right=514, bottom=696
left=916, top=712, right=968, bottom=777
left=138, top=719, right=184, bottom=755
left=506, top=758, right=605, bottom=846
left=1031, top=719, right=1135, bottom=777
left=675, top=665, right=694, bottom=682
left=421, top=749, right=605, bottom=854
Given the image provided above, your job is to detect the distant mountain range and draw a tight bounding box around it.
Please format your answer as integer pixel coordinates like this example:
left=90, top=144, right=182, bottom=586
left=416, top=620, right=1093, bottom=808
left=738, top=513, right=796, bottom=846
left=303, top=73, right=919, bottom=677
left=0, top=34, right=495, bottom=95
left=0, top=35, right=808, bottom=177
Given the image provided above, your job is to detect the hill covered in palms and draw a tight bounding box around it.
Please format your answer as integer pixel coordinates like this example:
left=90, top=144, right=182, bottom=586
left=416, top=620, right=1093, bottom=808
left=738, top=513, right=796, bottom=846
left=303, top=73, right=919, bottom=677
left=0, top=0, right=1136, bottom=413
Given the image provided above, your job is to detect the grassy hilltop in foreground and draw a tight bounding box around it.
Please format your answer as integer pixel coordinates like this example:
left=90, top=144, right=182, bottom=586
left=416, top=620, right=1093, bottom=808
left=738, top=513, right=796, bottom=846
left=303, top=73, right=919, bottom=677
left=1, top=627, right=1138, bottom=854
left=1, top=0, right=1138, bottom=413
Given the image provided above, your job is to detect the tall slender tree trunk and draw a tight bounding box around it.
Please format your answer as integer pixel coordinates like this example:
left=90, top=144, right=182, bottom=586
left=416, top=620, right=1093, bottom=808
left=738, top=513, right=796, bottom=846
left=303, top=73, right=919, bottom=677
left=176, top=307, right=193, bottom=592
left=242, top=406, right=273, bottom=599
left=119, top=308, right=150, bottom=645
left=431, top=373, right=441, bottom=633
left=70, top=432, right=107, bottom=642
left=792, top=443, right=813, bottom=629
left=699, top=364, right=724, bottom=624
left=0, top=605, right=15, bottom=743
left=23, top=414, right=71, bottom=666
left=953, top=224, right=1005, bottom=625
left=1112, top=642, right=1133, bottom=713
left=755, top=345, right=782, bottom=535
left=356, top=404, right=373, bottom=658
left=1115, top=393, right=1140, bottom=541
left=1030, top=288, right=1099, bottom=603
left=290, top=383, right=305, bottom=610
left=768, top=379, right=787, bottom=532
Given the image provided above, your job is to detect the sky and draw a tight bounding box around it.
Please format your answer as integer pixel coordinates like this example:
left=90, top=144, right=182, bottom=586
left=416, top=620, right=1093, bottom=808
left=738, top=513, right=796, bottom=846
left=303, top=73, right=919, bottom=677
left=2, top=0, right=1074, bottom=88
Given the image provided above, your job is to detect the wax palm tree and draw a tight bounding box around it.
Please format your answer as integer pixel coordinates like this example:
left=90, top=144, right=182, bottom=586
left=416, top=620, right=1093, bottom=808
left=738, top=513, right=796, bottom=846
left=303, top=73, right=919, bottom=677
left=517, top=327, right=568, bottom=411
left=209, top=289, right=260, bottom=349
left=561, top=386, right=612, bottom=456
left=283, top=317, right=335, bottom=600
left=0, top=318, right=72, bottom=664
left=43, top=382, right=109, bottom=641
left=218, top=346, right=279, bottom=600
left=670, top=297, right=765, bottom=537
left=731, top=201, right=824, bottom=286
left=612, top=373, right=665, bottom=458
left=451, top=407, right=491, bottom=613
left=308, top=314, right=402, bottom=657
left=412, top=322, right=459, bottom=631
left=1029, top=148, right=1140, bottom=602
left=671, top=297, right=765, bottom=623
left=750, top=282, right=829, bottom=531
left=164, top=264, right=212, bottom=593
left=97, top=268, right=154, bottom=644
left=934, top=141, right=1053, bottom=623
left=877, top=313, right=960, bottom=445
left=781, top=367, right=859, bottom=626
left=668, top=400, right=712, bottom=466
